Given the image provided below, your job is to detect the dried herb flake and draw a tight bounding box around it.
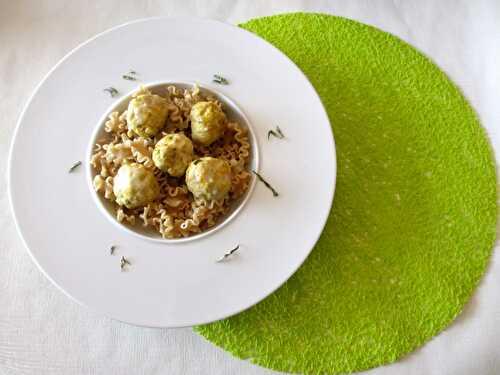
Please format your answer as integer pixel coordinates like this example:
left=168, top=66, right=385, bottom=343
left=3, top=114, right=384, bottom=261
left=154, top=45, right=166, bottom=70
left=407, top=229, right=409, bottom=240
left=252, top=170, right=279, bottom=197
left=213, top=74, right=229, bottom=85
left=120, top=256, right=131, bottom=271
left=103, top=87, right=119, bottom=98
left=68, top=161, right=82, bottom=173
left=216, top=245, right=240, bottom=263
left=268, top=126, right=285, bottom=140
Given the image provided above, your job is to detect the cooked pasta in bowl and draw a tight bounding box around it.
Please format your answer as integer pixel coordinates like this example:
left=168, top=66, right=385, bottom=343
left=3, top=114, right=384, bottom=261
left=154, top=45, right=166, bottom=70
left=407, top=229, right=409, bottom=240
left=87, top=82, right=258, bottom=242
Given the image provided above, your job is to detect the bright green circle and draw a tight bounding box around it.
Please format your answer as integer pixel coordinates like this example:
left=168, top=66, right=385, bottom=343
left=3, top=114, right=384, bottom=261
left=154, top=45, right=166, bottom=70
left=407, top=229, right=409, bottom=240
left=195, top=13, right=497, bottom=374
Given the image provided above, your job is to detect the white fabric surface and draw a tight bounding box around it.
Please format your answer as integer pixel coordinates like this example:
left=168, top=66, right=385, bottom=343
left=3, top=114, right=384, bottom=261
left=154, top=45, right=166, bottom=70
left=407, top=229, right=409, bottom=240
left=1, top=1, right=499, bottom=374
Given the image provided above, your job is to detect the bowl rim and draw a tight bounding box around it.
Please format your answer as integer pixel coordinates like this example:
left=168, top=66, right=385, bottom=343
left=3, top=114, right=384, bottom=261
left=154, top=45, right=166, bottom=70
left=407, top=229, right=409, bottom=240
left=85, top=80, right=260, bottom=243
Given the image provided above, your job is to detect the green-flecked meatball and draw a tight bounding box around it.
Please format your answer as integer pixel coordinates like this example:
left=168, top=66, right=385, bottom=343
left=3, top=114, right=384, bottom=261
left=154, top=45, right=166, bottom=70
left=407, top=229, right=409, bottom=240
left=113, top=163, right=160, bottom=209
left=126, top=91, right=168, bottom=138
left=185, top=157, right=232, bottom=201
left=190, top=101, right=226, bottom=146
left=152, top=133, right=194, bottom=177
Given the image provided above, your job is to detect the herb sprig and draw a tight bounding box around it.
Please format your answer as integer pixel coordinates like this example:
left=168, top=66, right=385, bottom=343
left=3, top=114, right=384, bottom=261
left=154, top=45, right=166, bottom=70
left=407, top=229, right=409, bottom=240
left=267, top=126, right=285, bottom=140
left=103, top=87, right=119, bottom=98
left=68, top=161, right=82, bottom=173
left=216, top=245, right=240, bottom=263
left=110, top=245, right=116, bottom=255
left=120, top=256, right=131, bottom=271
left=252, top=170, right=279, bottom=197
left=213, top=74, right=229, bottom=85
left=122, top=70, right=137, bottom=81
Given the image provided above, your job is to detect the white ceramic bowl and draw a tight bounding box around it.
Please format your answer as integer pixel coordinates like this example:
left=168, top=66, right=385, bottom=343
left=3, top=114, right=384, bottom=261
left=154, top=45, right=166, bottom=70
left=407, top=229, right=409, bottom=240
left=86, top=81, right=259, bottom=243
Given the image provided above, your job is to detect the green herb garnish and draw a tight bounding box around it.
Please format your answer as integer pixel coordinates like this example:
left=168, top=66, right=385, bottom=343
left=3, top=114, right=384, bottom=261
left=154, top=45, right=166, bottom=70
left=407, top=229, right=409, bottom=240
left=68, top=161, right=82, bottom=173
left=193, top=159, right=201, bottom=165
left=103, top=87, right=119, bottom=98
left=267, top=126, right=285, bottom=140
left=110, top=245, right=116, bottom=255
left=213, top=74, right=229, bottom=85
left=120, top=256, right=131, bottom=271
left=122, top=70, right=138, bottom=80
left=252, top=170, right=279, bottom=197
left=216, top=245, right=240, bottom=263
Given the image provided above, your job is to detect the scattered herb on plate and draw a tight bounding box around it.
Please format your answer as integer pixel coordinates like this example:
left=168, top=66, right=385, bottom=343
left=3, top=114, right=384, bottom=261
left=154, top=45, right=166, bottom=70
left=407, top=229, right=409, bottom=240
left=120, top=256, right=131, bottom=271
left=68, top=161, right=82, bottom=173
left=103, top=87, right=119, bottom=98
left=216, top=245, right=240, bottom=263
left=122, top=70, right=138, bottom=81
left=110, top=245, right=116, bottom=255
left=213, top=74, right=229, bottom=85
left=267, top=126, right=285, bottom=140
left=252, top=170, right=279, bottom=197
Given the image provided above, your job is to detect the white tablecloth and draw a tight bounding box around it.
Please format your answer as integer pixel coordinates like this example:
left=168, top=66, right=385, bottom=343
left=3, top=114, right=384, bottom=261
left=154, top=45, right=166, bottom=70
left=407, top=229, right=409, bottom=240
left=1, top=1, right=499, bottom=374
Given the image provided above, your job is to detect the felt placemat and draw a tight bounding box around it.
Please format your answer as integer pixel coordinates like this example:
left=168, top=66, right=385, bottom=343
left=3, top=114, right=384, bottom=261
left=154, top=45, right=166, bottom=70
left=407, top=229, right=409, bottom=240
left=195, top=13, right=498, bottom=374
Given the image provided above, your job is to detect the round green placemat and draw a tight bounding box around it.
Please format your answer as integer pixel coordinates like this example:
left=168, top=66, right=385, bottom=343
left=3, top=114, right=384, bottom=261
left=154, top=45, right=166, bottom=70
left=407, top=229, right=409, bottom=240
left=195, top=13, right=497, bottom=374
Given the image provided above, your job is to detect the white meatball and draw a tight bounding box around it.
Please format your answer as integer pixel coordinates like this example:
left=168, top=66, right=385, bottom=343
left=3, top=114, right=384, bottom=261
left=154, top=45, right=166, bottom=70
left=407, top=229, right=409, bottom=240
left=126, top=90, right=168, bottom=138
left=113, top=163, right=160, bottom=209
left=190, top=101, right=226, bottom=146
left=152, top=133, right=194, bottom=177
left=185, top=157, right=232, bottom=201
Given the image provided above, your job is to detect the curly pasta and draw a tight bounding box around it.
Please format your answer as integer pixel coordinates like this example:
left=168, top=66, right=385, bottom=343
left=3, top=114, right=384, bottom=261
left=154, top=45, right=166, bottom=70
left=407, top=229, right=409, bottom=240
left=90, top=85, right=252, bottom=239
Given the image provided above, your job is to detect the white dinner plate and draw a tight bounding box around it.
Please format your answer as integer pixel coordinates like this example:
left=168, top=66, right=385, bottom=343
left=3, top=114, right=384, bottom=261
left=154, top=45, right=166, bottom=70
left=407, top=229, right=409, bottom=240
left=8, top=17, right=336, bottom=327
